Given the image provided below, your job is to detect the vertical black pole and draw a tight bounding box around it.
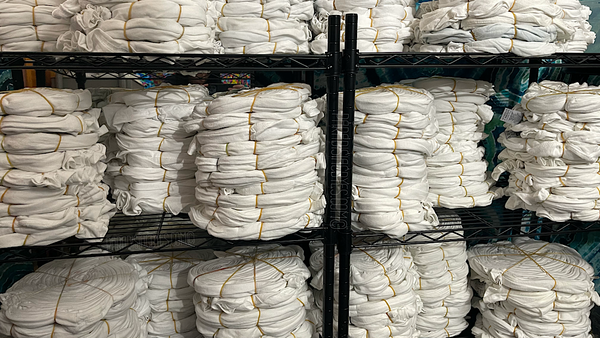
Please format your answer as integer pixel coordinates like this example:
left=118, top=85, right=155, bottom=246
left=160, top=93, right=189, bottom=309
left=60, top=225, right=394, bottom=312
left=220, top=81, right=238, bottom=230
left=11, top=70, right=24, bottom=89
left=338, top=13, right=358, bottom=338
left=36, top=70, right=46, bottom=87
left=323, top=14, right=341, bottom=338
left=75, top=71, right=86, bottom=89
left=529, top=58, right=541, bottom=85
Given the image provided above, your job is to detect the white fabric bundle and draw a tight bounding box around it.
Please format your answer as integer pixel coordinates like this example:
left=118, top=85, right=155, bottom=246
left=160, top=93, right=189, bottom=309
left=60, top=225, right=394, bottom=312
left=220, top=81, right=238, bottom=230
left=310, top=243, right=422, bottom=338
left=0, top=2, right=70, bottom=51
left=0, top=88, right=115, bottom=249
left=412, top=0, right=595, bottom=56
left=188, top=244, right=318, bottom=338
left=351, top=84, right=439, bottom=239
left=493, top=81, right=600, bottom=221
left=468, top=238, right=600, bottom=338
left=407, top=223, right=472, bottom=338
left=187, top=83, right=326, bottom=241
left=404, top=77, right=498, bottom=209
left=126, top=251, right=215, bottom=338
left=103, top=85, right=210, bottom=216
left=310, top=0, right=415, bottom=54
left=0, top=256, right=151, bottom=338
left=54, top=0, right=221, bottom=53
left=215, top=1, right=313, bottom=54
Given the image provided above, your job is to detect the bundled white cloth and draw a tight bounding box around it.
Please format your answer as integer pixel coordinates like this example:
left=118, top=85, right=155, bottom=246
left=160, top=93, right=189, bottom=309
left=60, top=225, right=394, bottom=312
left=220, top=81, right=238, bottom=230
left=310, top=0, right=415, bottom=54
left=468, top=238, right=600, bottom=338
left=494, top=81, right=600, bottom=221
left=103, top=85, right=210, bottom=216
left=351, top=84, right=439, bottom=239
left=188, top=245, right=318, bottom=338
left=127, top=251, right=215, bottom=338
left=187, top=83, right=326, bottom=241
left=0, top=256, right=150, bottom=338
left=412, top=0, right=595, bottom=56
left=54, top=0, right=221, bottom=53
left=310, top=242, right=422, bottom=338
left=403, top=77, right=498, bottom=209
left=0, top=88, right=115, bottom=249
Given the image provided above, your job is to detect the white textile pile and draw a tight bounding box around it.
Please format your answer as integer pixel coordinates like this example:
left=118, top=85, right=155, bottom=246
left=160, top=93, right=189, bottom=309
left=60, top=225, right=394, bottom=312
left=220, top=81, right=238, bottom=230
left=103, top=85, right=210, bottom=216
left=186, top=83, right=326, bottom=241
left=0, top=0, right=68, bottom=51
left=53, top=0, right=221, bottom=53
left=468, top=238, right=600, bottom=338
left=412, top=0, right=596, bottom=56
left=493, top=80, right=600, bottom=222
left=407, top=220, right=472, bottom=338
left=126, top=251, right=215, bottom=338
left=405, top=77, right=497, bottom=209
left=351, top=84, right=439, bottom=239
left=309, top=0, right=416, bottom=53
left=310, top=243, right=422, bottom=338
left=0, top=256, right=151, bottom=338
left=214, top=0, right=313, bottom=54
left=188, top=244, right=319, bottom=338
left=0, top=88, right=115, bottom=249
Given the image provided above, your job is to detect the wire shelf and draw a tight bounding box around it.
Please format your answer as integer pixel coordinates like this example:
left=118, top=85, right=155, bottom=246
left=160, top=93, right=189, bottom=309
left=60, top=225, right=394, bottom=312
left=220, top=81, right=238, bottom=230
left=0, top=213, right=325, bottom=263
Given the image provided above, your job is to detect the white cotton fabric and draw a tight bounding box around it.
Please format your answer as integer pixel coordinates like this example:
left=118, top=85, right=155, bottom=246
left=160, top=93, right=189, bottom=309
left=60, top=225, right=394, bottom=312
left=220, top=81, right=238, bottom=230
left=412, top=0, right=595, bottom=56
left=187, top=83, right=326, bottom=241
left=127, top=251, right=214, bottom=338
left=494, top=81, right=600, bottom=221
left=403, top=77, right=498, bottom=209
left=103, top=85, right=210, bottom=216
left=0, top=256, right=150, bottom=338
left=0, top=88, right=114, bottom=249
left=188, top=245, right=318, bottom=338
left=310, top=243, right=422, bottom=338
left=351, top=84, right=439, bottom=240
left=54, top=0, right=221, bottom=53
left=0, top=2, right=70, bottom=51
left=309, top=0, right=415, bottom=54
left=468, top=238, right=600, bottom=338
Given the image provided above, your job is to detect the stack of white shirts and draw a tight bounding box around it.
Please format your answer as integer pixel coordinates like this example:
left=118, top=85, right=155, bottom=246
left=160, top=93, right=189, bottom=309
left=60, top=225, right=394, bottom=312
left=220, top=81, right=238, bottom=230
left=493, top=80, right=600, bottom=222
left=407, top=233, right=472, bottom=338
left=405, top=77, right=497, bottom=209
left=186, top=83, right=326, bottom=241
left=0, top=88, right=115, bottom=248
left=412, top=0, right=595, bottom=56
left=468, top=238, right=600, bottom=338
left=103, top=85, right=210, bottom=216
left=126, top=251, right=215, bottom=338
left=214, top=0, right=313, bottom=54
left=0, top=0, right=69, bottom=52
left=351, top=84, right=439, bottom=239
left=310, top=0, right=416, bottom=53
left=188, top=244, right=319, bottom=338
left=0, top=256, right=151, bottom=338
left=53, top=0, right=220, bottom=53
left=311, top=243, right=422, bottom=338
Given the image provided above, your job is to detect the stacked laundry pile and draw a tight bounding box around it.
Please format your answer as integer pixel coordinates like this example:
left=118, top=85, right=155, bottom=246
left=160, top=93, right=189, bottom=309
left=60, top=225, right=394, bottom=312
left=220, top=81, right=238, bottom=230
left=103, top=85, right=210, bottom=216
left=0, top=0, right=70, bottom=51
left=351, top=84, right=439, bottom=239
left=309, top=0, right=416, bottom=53
left=405, top=77, right=497, bottom=209
left=188, top=245, right=319, bottom=338
left=186, top=83, right=326, bottom=240
left=126, top=251, right=215, bottom=338
left=310, top=243, right=422, bottom=338
left=0, top=88, right=115, bottom=248
left=0, top=256, right=151, bottom=338
left=412, top=0, right=595, bottom=56
left=493, top=81, right=600, bottom=222
left=407, top=229, right=472, bottom=338
left=468, top=238, right=600, bottom=338
left=214, top=0, right=313, bottom=54
left=53, top=0, right=220, bottom=53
